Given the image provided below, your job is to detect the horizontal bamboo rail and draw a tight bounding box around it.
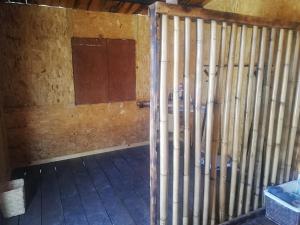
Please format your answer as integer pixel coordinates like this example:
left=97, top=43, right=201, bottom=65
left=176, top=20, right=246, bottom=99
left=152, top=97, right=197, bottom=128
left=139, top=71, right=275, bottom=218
left=153, top=2, right=300, bottom=29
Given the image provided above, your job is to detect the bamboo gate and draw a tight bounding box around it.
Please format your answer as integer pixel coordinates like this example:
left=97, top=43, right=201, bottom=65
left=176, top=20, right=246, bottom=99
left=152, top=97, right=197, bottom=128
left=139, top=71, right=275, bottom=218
left=149, top=2, right=300, bottom=225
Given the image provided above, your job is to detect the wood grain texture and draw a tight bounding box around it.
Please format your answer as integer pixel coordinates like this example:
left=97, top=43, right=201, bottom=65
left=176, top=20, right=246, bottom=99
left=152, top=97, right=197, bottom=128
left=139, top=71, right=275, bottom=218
left=107, top=39, right=136, bottom=102
left=5, top=102, right=148, bottom=167
left=0, top=3, right=150, bottom=167
left=72, top=38, right=109, bottom=105
left=0, top=90, right=9, bottom=182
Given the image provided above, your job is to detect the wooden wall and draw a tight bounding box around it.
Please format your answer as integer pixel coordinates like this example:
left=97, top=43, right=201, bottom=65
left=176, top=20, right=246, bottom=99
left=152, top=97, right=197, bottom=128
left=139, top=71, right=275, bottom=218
left=206, top=0, right=300, bottom=21
left=0, top=3, right=150, bottom=167
left=0, top=90, right=9, bottom=181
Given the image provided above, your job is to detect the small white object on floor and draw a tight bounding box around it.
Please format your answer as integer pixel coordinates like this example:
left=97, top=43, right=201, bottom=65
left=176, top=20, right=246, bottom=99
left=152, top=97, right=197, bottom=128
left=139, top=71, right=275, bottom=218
left=0, top=179, right=25, bottom=218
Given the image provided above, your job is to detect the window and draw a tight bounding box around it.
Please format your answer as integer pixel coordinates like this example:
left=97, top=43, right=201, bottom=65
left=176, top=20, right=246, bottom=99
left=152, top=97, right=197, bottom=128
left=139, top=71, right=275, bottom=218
left=71, top=37, right=136, bottom=105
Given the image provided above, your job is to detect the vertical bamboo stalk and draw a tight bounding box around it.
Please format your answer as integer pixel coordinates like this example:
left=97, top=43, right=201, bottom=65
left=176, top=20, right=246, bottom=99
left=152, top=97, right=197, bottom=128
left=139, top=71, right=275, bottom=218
left=193, top=18, right=204, bottom=225
left=291, top=131, right=300, bottom=179
left=159, top=14, right=169, bottom=225
left=253, top=28, right=276, bottom=209
left=285, top=70, right=300, bottom=181
left=203, top=20, right=217, bottom=225
left=237, top=25, right=258, bottom=216
left=219, top=23, right=237, bottom=222
left=263, top=29, right=285, bottom=190
left=149, top=6, right=159, bottom=225
left=229, top=25, right=247, bottom=219
left=280, top=31, right=300, bottom=183
left=271, top=30, right=293, bottom=184
left=182, top=17, right=191, bottom=225
left=172, top=15, right=180, bottom=225
left=245, top=27, right=267, bottom=213
left=210, top=21, right=227, bottom=225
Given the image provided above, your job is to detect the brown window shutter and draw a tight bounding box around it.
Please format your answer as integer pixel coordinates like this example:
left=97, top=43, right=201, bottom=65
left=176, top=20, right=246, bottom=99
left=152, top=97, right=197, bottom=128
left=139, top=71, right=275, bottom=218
left=72, top=38, right=109, bottom=105
left=107, top=39, right=136, bottom=102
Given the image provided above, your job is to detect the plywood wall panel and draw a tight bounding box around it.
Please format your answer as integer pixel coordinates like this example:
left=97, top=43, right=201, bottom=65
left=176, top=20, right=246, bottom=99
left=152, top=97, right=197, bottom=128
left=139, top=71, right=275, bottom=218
left=69, top=9, right=136, bottom=39
left=5, top=102, right=148, bottom=167
left=206, top=0, right=300, bottom=22
left=0, top=3, right=150, bottom=166
left=0, top=4, right=74, bottom=108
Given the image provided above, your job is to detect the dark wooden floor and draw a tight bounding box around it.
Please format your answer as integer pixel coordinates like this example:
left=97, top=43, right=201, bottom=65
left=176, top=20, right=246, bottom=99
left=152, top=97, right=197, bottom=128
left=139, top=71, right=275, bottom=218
left=0, top=146, right=275, bottom=225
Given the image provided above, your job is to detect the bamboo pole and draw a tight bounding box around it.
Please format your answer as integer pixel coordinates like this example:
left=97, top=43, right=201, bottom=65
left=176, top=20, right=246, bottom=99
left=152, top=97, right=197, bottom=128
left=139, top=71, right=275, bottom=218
left=271, top=30, right=293, bottom=184
left=172, top=15, right=180, bottom=225
left=159, top=14, right=169, bottom=225
left=228, top=25, right=247, bottom=219
left=193, top=18, right=204, bottom=225
left=210, top=22, right=227, bottom=225
left=237, top=26, right=258, bottom=216
left=203, top=20, right=217, bottom=225
left=219, top=23, right=237, bottom=222
left=149, top=6, right=159, bottom=225
left=183, top=17, right=191, bottom=225
left=279, top=31, right=300, bottom=183
left=285, top=68, right=300, bottom=181
left=291, top=131, right=300, bottom=179
left=244, top=27, right=267, bottom=213
left=253, top=28, right=276, bottom=209
left=263, top=29, right=285, bottom=190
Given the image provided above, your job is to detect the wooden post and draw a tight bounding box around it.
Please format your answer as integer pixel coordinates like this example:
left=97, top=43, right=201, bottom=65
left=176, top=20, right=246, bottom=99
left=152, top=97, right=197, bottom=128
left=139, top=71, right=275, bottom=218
left=271, top=30, right=293, bottom=184
left=253, top=28, right=276, bottom=209
left=203, top=20, right=217, bottom=225
left=237, top=25, right=258, bottom=216
left=149, top=6, right=159, bottom=225
left=172, top=15, right=180, bottom=225
left=279, top=31, right=300, bottom=183
left=229, top=24, right=247, bottom=219
left=245, top=27, right=267, bottom=213
left=219, top=23, right=237, bottom=222
left=193, top=18, right=204, bottom=225
left=263, top=29, right=285, bottom=190
left=183, top=16, right=191, bottom=225
left=159, top=14, right=169, bottom=225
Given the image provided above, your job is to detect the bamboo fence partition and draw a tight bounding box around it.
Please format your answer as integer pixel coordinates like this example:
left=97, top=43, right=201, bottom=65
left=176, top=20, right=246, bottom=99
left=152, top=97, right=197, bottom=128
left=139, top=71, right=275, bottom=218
left=149, top=2, right=300, bottom=225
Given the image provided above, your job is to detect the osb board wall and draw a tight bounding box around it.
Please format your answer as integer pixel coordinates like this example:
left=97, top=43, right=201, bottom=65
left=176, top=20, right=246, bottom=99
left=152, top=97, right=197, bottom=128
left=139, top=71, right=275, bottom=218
left=206, top=0, right=300, bottom=21
left=0, top=3, right=150, bottom=167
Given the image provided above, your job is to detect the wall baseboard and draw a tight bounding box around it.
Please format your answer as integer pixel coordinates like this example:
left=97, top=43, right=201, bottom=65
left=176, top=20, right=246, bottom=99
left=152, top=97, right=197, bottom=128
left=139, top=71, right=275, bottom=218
left=29, top=141, right=149, bottom=166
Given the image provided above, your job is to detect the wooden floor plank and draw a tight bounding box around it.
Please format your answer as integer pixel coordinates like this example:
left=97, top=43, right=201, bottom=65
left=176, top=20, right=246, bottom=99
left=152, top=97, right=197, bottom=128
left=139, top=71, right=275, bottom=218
left=102, top=153, right=150, bottom=225
left=84, top=156, right=135, bottom=225
left=41, top=163, right=64, bottom=225
left=99, top=153, right=150, bottom=225
left=4, top=146, right=276, bottom=225
left=68, top=158, right=112, bottom=225
left=55, top=161, right=78, bottom=199
left=3, top=217, right=19, bottom=225
left=61, top=195, right=89, bottom=225
left=19, top=166, right=41, bottom=225
left=55, top=161, right=89, bottom=225
left=110, top=152, right=149, bottom=205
